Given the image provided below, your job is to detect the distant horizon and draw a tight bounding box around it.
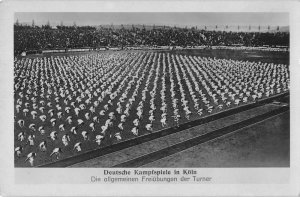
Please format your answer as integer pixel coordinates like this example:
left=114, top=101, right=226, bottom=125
left=14, top=23, right=289, bottom=33
left=15, top=12, right=289, bottom=28
left=15, top=22, right=289, bottom=28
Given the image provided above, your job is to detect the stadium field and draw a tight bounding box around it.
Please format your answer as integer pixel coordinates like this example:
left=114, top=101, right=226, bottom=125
left=20, top=48, right=289, bottom=65
left=14, top=49, right=289, bottom=167
left=168, top=49, right=289, bottom=65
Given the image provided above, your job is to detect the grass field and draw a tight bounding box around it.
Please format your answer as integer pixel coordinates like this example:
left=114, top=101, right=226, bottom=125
left=169, top=49, right=289, bottom=65
left=21, top=48, right=289, bottom=65
left=14, top=49, right=289, bottom=167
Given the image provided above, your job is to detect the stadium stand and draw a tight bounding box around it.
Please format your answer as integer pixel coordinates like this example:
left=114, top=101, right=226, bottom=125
left=14, top=24, right=289, bottom=55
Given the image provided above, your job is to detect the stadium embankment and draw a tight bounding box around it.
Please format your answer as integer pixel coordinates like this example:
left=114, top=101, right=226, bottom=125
left=141, top=111, right=289, bottom=168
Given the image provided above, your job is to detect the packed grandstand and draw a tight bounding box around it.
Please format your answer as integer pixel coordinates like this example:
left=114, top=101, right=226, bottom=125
left=14, top=24, right=289, bottom=55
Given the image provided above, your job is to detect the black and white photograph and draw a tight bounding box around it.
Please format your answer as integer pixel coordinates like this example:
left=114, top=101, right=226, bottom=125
left=13, top=12, right=290, bottom=168
left=1, top=0, right=300, bottom=196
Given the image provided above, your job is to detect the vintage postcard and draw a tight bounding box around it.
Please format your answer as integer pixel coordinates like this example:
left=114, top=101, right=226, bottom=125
left=0, top=0, right=300, bottom=196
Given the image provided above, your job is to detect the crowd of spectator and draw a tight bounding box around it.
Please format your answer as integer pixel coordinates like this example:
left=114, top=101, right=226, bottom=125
left=14, top=24, right=289, bottom=54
